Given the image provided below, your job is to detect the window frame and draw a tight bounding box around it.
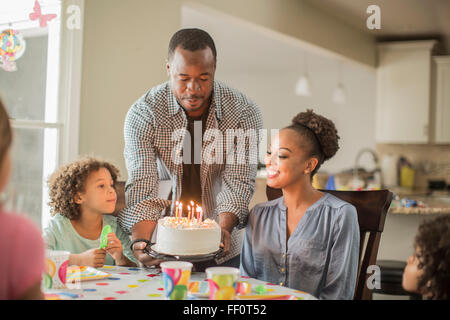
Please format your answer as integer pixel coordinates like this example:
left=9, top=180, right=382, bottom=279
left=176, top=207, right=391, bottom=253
left=3, top=0, right=84, bottom=228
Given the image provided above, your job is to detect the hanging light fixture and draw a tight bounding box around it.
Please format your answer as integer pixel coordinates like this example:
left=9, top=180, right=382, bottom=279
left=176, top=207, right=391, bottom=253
left=332, top=61, right=347, bottom=104
left=332, top=83, right=346, bottom=104
left=295, top=53, right=311, bottom=96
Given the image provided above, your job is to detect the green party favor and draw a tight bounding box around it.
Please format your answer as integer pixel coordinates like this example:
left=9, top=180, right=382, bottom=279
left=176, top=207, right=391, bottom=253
left=99, top=225, right=112, bottom=249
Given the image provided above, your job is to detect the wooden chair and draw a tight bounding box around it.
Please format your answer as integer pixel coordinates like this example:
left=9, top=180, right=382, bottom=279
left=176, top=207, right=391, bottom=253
left=113, top=181, right=126, bottom=216
left=266, top=185, right=393, bottom=300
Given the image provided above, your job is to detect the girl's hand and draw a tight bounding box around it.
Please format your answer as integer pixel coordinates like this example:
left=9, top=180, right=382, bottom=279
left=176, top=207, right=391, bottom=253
left=76, top=248, right=106, bottom=268
left=105, top=232, right=124, bottom=263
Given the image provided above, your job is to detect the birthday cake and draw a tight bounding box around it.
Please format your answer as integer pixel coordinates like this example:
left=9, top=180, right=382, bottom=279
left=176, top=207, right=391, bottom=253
left=154, top=216, right=221, bottom=256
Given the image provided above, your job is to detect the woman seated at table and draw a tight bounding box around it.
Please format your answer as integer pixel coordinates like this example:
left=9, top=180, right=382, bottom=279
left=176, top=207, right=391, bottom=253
left=240, top=109, right=360, bottom=300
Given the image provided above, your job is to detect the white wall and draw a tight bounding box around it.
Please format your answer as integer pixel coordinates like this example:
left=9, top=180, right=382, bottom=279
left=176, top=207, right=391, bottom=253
left=217, top=69, right=376, bottom=174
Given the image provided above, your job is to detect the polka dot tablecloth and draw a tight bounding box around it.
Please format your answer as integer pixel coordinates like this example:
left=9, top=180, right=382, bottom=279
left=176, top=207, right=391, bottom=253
left=44, top=266, right=317, bottom=300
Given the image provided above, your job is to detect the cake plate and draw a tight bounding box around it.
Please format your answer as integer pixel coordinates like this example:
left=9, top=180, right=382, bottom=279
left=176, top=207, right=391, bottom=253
left=144, top=243, right=224, bottom=263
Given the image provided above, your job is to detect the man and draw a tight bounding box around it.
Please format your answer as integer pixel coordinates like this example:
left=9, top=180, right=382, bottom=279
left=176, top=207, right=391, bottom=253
left=118, top=28, right=263, bottom=269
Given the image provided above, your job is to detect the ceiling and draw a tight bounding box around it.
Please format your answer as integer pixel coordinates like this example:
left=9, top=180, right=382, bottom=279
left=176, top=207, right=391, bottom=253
left=182, top=0, right=450, bottom=75
left=305, top=0, right=450, bottom=54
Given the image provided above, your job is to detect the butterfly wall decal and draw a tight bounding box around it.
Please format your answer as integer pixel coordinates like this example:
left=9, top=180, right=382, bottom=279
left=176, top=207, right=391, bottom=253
left=29, top=0, right=57, bottom=28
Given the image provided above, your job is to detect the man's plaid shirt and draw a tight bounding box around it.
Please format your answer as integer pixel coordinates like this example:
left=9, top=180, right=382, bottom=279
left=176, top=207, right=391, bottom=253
left=118, top=80, right=263, bottom=263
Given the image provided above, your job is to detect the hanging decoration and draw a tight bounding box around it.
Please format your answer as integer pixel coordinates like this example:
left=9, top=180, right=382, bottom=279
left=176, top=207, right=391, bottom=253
left=29, top=0, right=57, bottom=28
left=0, top=29, right=26, bottom=72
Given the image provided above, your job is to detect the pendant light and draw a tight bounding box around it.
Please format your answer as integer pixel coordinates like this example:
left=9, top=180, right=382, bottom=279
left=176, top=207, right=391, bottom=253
left=332, top=61, right=347, bottom=104
left=295, top=53, right=311, bottom=96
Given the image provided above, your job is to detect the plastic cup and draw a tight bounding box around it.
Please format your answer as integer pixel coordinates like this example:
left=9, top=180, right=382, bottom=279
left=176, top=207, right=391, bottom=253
left=160, top=261, right=193, bottom=300
left=43, top=250, right=70, bottom=289
left=205, top=267, right=240, bottom=300
left=236, top=281, right=251, bottom=295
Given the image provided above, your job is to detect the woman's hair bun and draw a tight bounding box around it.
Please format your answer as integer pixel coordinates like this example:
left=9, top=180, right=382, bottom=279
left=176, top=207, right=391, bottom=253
left=291, top=109, right=340, bottom=161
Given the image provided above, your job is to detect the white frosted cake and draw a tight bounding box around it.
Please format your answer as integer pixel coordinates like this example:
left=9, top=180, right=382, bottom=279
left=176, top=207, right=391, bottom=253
left=154, top=216, right=221, bottom=256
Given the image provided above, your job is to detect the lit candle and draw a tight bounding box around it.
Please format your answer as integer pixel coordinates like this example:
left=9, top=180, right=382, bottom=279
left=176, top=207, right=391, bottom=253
left=196, top=205, right=200, bottom=223
left=187, top=205, right=191, bottom=221
left=178, top=202, right=182, bottom=223
left=197, top=206, right=203, bottom=223
left=190, top=201, right=194, bottom=222
left=175, top=201, right=179, bottom=219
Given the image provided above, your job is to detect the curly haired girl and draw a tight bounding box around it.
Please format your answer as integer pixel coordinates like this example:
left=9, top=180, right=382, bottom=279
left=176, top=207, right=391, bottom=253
left=241, top=109, right=360, bottom=300
left=403, top=215, right=450, bottom=299
left=43, top=157, right=137, bottom=267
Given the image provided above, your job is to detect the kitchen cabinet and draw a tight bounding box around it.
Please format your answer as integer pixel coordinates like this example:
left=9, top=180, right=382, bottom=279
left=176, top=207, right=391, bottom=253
left=375, top=40, right=437, bottom=144
left=432, top=56, right=450, bottom=143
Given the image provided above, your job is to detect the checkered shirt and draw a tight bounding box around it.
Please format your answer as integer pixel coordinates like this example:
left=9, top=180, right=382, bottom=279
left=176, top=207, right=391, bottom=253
left=118, top=80, right=263, bottom=263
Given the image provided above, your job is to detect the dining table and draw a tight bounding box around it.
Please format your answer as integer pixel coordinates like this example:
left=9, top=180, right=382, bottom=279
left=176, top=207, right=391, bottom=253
left=43, top=265, right=317, bottom=301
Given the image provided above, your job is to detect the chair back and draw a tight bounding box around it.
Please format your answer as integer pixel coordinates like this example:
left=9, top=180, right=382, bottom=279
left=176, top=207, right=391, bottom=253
left=266, top=185, right=393, bottom=300
left=113, top=181, right=126, bottom=216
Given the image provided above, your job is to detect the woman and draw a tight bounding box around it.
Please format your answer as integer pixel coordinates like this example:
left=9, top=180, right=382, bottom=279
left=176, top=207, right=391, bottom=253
left=240, top=109, right=360, bottom=300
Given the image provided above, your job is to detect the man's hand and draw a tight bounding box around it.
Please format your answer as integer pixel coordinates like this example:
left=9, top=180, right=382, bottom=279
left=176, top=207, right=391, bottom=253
left=131, top=220, right=164, bottom=267
left=219, top=228, right=231, bottom=256
left=218, top=212, right=239, bottom=257
left=132, top=241, right=164, bottom=267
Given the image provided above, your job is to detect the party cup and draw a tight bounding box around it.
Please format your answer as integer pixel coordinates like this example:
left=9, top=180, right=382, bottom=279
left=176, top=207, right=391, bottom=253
left=43, top=250, right=70, bottom=289
left=206, top=267, right=240, bottom=300
left=236, top=281, right=251, bottom=295
left=160, top=261, right=193, bottom=300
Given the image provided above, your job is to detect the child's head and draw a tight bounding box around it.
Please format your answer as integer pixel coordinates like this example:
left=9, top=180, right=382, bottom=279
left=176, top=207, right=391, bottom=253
left=0, top=99, right=12, bottom=195
left=48, top=157, right=120, bottom=220
left=402, top=215, right=450, bottom=299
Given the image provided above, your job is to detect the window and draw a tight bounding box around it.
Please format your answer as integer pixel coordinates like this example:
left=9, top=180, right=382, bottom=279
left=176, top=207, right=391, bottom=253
left=0, top=0, right=83, bottom=229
